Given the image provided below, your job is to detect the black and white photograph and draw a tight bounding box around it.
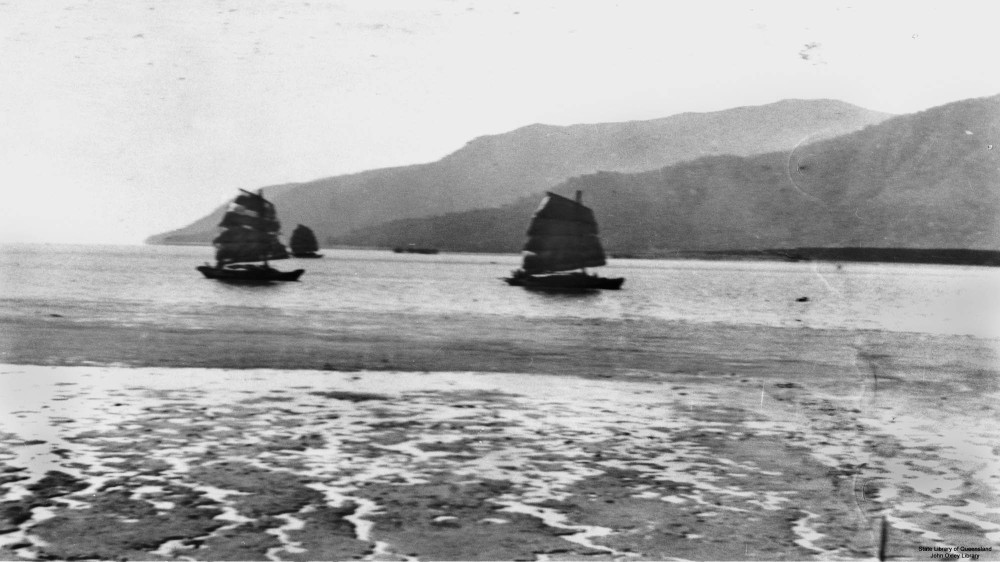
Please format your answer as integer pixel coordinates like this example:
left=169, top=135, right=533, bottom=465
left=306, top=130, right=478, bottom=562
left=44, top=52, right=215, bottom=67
left=1, top=1, right=998, bottom=560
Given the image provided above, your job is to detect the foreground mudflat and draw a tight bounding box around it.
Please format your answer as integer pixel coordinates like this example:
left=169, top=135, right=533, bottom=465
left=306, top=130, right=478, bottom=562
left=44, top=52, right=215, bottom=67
left=1, top=364, right=998, bottom=561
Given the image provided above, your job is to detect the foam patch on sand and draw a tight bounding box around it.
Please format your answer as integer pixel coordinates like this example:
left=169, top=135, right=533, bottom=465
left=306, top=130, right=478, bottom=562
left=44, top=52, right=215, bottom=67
left=0, top=364, right=997, bottom=560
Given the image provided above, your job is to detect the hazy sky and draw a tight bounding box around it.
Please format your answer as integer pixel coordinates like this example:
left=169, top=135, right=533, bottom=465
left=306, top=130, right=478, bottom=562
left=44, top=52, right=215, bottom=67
left=2, top=0, right=999, bottom=244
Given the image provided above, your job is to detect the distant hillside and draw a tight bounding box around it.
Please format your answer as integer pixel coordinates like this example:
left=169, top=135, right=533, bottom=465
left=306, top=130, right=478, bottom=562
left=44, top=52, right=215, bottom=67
left=147, top=99, right=890, bottom=245
left=332, top=95, right=1000, bottom=254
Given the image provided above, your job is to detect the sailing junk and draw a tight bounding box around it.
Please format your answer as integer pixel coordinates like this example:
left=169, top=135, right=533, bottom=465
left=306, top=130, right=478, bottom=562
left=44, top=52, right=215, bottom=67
left=504, top=191, right=624, bottom=290
left=290, top=224, right=324, bottom=258
left=196, top=189, right=305, bottom=282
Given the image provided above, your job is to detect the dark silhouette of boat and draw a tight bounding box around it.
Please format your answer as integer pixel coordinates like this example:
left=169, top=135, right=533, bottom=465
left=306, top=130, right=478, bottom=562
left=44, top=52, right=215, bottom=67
left=504, top=191, right=624, bottom=290
left=289, top=224, right=324, bottom=258
left=196, top=189, right=304, bottom=282
left=198, top=263, right=304, bottom=282
left=393, top=244, right=439, bottom=254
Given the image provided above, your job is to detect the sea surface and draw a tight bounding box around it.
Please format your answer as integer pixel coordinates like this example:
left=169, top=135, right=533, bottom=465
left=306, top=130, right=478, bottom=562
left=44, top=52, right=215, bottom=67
left=1, top=243, right=999, bottom=339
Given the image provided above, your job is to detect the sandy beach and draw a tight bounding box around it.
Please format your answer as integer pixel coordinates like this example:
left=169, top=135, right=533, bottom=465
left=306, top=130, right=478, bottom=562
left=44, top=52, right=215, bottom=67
left=1, top=313, right=999, bottom=560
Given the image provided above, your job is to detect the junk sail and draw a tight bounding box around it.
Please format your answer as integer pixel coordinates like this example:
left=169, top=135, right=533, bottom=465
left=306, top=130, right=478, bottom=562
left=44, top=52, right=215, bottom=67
left=522, top=192, right=607, bottom=274
left=214, top=190, right=289, bottom=264
left=504, top=191, right=624, bottom=290
left=289, top=224, right=322, bottom=258
left=196, top=189, right=304, bottom=282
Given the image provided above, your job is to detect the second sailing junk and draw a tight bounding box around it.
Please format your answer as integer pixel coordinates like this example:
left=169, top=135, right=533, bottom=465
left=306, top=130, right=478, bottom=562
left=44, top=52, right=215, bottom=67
left=505, top=191, right=624, bottom=290
left=290, top=224, right=324, bottom=258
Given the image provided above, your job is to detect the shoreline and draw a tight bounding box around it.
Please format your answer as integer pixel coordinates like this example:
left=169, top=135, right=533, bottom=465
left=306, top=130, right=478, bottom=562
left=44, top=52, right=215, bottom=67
left=137, top=241, right=1000, bottom=268
left=2, top=312, right=996, bottom=377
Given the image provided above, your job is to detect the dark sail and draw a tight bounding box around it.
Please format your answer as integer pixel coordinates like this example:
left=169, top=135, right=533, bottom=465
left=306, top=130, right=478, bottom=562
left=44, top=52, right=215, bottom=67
left=213, top=189, right=289, bottom=264
left=289, top=224, right=320, bottom=255
left=521, top=192, right=607, bottom=274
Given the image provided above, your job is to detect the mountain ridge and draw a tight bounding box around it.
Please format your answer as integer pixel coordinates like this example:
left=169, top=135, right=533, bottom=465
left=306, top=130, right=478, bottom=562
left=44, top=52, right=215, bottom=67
left=330, top=94, right=1000, bottom=254
left=146, top=98, right=891, bottom=245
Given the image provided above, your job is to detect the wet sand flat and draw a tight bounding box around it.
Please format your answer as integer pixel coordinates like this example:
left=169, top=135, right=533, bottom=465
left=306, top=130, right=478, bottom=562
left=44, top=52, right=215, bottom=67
left=0, top=314, right=998, bottom=560
left=2, top=310, right=995, bottom=379
left=0, top=363, right=998, bottom=559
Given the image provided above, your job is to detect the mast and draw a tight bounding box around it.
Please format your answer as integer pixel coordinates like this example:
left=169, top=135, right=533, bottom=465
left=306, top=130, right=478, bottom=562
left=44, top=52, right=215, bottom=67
left=521, top=191, right=606, bottom=274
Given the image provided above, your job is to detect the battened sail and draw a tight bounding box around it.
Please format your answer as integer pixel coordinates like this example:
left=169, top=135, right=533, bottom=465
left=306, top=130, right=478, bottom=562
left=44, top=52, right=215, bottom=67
left=521, top=192, right=607, bottom=274
left=289, top=224, right=320, bottom=255
left=213, top=190, right=289, bottom=264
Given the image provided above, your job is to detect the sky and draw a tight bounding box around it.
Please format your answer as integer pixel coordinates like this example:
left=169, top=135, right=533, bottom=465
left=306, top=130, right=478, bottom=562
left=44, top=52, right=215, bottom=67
left=2, top=0, right=999, bottom=244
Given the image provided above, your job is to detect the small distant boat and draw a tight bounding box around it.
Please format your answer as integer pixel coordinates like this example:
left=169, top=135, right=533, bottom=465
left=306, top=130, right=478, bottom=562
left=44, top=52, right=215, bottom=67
left=393, top=244, right=439, bottom=255
left=196, top=189, right=304, bottom=283
left=290, top=224, right=324, bottom=258
left=504, top=191, right=624, bottom=290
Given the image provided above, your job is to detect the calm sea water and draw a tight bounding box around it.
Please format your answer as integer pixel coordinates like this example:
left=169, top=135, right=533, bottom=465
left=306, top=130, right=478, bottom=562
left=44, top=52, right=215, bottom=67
left=1, top=244, right=999, bottom=338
